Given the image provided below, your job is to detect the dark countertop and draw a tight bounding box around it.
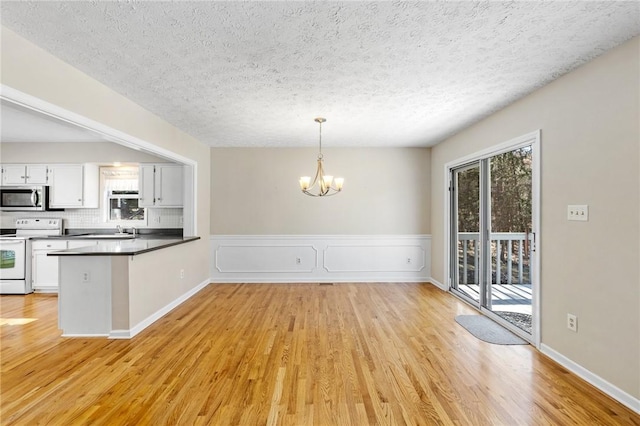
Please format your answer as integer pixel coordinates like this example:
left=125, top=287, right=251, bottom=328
left=47, top=237, right=200, bottom=256
left=1, top=228, right=183, bottom=238
left=32, top=235, right=178, bottom=241
left=63, top=228, right=183, bottom=238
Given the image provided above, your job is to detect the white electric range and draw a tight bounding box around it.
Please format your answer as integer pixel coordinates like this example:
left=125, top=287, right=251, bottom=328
left=0, top=218, right=63, bottom=294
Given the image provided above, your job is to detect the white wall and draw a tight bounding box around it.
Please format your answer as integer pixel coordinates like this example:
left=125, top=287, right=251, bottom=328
left=431, top=36, right=639, bottom=401
left=210, top=147, right=431, bottom=235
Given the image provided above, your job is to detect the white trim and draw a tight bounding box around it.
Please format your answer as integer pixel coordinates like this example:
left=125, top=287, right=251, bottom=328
left=182, top=164, right=196, bottom=236
left=108, top=330, right=133, bottom=339
left=0, top=85, right=198, bottom=235
left=61, top=333, right=110, bottom=338
left=428, top=277, right=448, bottom=291
left=541, top=344, right=640, bottom=414
left=209, top=276, right=432, bottom=284
left=210, top=235, right=431, bottom=283
left=443, top=130, right=541, bottom=348
left=212, top=234, right=431, bottom=240
left=108, top=278, right=210, bottom=339
left=445, top=130, right=540, bottom=169
left=531, top=130, right=542, bottom=348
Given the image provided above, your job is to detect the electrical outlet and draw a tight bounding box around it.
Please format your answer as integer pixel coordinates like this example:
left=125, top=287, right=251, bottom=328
left=295, top=257, right=301, bottom=265
left=82, top=271, right=90, bottom=283
left=406, top=257, right=412, bottom=264
left=567, top=313, right=577, bottom=332
left=567, top=205, right=588, bottom=221
left=180, top=269, right=185, bottom=279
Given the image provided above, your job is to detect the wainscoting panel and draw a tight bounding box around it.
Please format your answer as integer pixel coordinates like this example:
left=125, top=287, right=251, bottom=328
left=210, top=235, right=431, bottom=283
left=324, top=245, right=425, bottom=272
left=216, top=245, right=318, bottom=273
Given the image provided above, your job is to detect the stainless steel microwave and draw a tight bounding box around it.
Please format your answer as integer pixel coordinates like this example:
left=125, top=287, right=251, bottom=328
left=0, top=186, right=56, bottom=211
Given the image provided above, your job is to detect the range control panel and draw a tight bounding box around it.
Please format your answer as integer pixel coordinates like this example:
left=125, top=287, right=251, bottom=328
left=15, top=218, right=63, bottom=231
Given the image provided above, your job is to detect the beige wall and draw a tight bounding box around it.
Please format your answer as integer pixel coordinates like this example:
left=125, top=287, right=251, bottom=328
left=1, top=27, right=211, bottom=298
left=0, top=142, right=166, bottom=164
left=431, top=37, right=639, bottom=398
left=211, top=147, right=431, bottom=235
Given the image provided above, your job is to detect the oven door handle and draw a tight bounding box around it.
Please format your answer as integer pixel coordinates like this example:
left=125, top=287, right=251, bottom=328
left=31, top=189, right=38, bottom=207
left=0, top=240, right=24, bottom=245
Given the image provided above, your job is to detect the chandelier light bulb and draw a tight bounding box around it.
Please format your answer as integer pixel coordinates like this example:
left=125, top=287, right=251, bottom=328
left=299, top=176, right=311, bottom=191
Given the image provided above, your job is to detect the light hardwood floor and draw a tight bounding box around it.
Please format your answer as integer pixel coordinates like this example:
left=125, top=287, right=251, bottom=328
left=1, top=283, right=638, bottom=425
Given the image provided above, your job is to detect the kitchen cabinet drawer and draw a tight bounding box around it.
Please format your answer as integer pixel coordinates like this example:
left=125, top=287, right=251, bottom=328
left=32, top=241, right=67, bottom=250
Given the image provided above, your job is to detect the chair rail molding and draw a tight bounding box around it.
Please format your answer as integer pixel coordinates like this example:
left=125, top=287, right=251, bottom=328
left=210, top=235, right=431, bottom=283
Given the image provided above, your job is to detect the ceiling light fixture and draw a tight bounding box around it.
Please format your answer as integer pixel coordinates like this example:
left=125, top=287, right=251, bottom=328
left=299, top=118, right=344, bottom=197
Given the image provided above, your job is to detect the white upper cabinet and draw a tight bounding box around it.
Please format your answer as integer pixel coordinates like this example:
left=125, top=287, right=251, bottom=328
left=156, top=165, right=183, bottom=207
left=139, top=164, right=156, bottom=207
left=2, top=164, right=48, bottom=185
left=48, top=164, right=99, bottom=208
left=139, top=164, right=183, bottom=208
left=48, top=165, right=83, bottom=207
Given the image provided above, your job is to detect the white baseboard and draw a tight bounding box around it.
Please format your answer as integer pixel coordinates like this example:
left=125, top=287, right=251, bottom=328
left=427, top=277, right=448, bottom=291
left=61, top=333, right=109, bottom=338
left=210, top=234, right=431, bottom=283
left=109, top=278, right=210, bottom=339
left=34, top=288, right=58, bottom=294
left=540, top=343, right=640, bottom=414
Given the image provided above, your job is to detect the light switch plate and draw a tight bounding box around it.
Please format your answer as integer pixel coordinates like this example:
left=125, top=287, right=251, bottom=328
left=568, top=205, right=588, bottom=221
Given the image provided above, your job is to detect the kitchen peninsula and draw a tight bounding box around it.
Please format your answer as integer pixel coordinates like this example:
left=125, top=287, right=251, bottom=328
left=49, top=236, right=200, bottom=338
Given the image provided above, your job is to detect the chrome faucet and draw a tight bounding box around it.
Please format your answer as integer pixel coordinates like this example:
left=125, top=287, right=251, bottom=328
left=131, top=227, right=137, bottom=238
left=116, top=225, right=123, bottom=234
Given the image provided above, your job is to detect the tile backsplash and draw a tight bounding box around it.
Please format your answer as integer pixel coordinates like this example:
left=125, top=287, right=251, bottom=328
left=0, top=208, right=183, bottom=230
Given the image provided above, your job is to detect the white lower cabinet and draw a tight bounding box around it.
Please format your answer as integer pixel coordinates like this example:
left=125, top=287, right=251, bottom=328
left=32, top=240, right=99, bottom=293
left=32, top=240, right=67, bottom=293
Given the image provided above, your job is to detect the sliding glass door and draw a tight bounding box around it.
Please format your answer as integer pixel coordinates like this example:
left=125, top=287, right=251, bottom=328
left=450, top=143, right=536, bottom=340
left=487, top=147, right=533, bottom=335
left=450, top=163, right=482, bottom=304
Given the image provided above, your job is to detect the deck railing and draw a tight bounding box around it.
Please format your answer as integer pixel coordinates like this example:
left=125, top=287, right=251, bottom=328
left=458, top=232, right=532, bottom=285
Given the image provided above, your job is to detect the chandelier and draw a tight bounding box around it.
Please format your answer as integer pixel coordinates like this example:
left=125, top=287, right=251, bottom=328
left=299, top=118, right=344, bottom=197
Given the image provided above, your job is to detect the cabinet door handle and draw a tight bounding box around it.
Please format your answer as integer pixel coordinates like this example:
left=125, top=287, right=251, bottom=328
left=78, top=199, right=82, bottom=202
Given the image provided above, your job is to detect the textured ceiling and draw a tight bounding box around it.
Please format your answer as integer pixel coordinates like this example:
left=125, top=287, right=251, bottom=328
left=1, top=1, right=638, bottom=148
